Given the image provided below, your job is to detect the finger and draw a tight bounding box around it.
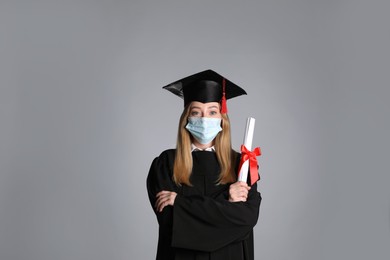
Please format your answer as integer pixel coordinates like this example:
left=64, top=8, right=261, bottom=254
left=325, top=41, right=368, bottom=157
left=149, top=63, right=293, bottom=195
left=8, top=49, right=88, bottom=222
left=155, top=191, right=170, bottom=208
left=155, top=195, right=168, bottom=209
left=236, top=191, right=247, bottom=198
left=155, top=198, right=162, bottom=210
left=241, top=187, right=250, bottom=195
left=156, top=190, right=170, bottom=198
left=238, top=182, right=251, bottom=190
left=159, top=198, right=173, bottom=212
left=240, top=188, right=249, bottom=195
left=156, top=195, right=174, bottom=212
left=155, top=196, right=164, bottom=208
left=230, top=185, right=243, bottom=193
left=237, top=181, right=251, bottom=189
left=233, top=189, right=248, bottom=199
left=234, top=193, right=247, bottom=201
left=237, top=181, right=248, bottom=187
left=233, top=188, right=248, bottom=196
left=156, top=199, right=167, bottom=212
left=237, top=194, right=247, bottom=201
left=232, top=182, right=250, bottom=191
left=157, top=202, right=164, bottom=212
left=157, top=201, right=164, bottom=212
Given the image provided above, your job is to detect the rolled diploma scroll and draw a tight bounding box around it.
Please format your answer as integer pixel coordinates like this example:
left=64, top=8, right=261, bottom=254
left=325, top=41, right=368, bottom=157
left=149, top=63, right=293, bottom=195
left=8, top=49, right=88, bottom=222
left=238, top=117, right=256, bottom=183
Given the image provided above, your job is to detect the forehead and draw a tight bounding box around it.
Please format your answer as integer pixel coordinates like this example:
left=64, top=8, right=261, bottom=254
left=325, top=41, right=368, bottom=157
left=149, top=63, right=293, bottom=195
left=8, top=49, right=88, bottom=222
left=189, top=101, right=220, bottom=109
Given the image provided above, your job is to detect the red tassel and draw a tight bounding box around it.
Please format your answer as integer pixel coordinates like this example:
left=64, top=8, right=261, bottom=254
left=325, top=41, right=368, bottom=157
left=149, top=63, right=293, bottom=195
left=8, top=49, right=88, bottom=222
left=221, top=78, right=228, bottom=114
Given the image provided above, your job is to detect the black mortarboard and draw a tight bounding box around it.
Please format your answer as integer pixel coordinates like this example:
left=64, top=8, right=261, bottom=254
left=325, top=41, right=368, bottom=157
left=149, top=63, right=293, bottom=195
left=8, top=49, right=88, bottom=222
left=163, top=69, right=247, bottom=114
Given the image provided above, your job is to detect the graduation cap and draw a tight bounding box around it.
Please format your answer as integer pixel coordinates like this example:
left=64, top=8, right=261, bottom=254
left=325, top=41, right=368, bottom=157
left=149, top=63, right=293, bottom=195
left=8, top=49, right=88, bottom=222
left=163, top=69, right=247, bottom=114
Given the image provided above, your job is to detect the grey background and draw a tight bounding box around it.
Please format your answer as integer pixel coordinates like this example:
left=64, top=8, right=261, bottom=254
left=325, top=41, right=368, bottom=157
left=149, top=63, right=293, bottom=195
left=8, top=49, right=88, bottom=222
left=1, top=0, right=389, bottom=259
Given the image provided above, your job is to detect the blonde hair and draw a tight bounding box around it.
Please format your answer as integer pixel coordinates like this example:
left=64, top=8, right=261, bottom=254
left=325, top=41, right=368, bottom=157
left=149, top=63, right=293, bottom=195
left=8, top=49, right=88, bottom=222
left=173, top=104, right=237, bottom=186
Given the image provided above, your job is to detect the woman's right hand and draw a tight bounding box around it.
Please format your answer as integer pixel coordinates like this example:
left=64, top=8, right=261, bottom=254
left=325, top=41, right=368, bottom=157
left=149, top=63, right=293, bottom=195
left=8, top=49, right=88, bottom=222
left=155, top=190, right=177, bottom=212
left=229, top=181, right=251, bottom=202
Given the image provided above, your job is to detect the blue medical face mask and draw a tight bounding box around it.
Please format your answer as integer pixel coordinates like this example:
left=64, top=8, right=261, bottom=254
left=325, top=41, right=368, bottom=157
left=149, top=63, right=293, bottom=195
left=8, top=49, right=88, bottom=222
left=185, top=117, right=222, bottom=145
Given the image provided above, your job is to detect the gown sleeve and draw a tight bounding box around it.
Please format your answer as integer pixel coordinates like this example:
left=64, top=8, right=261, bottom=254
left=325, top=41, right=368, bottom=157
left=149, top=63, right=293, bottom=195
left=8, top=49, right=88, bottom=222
left=171, top=182, right=261, bottom=252
left=146, top=150, right=180, bottom=259
left=146, top=150, right=177, bottom=223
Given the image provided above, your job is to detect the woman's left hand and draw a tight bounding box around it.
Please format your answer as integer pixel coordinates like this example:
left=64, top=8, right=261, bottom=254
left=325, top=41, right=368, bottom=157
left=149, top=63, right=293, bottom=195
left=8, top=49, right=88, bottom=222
left=155, top=190, right=177, bottom=212
left=229, top=181, right=251, bottom=202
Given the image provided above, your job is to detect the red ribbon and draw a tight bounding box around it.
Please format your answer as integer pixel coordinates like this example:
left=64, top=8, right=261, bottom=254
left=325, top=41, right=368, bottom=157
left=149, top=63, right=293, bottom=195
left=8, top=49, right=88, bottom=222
left=238, top=145, right=262, bottom=185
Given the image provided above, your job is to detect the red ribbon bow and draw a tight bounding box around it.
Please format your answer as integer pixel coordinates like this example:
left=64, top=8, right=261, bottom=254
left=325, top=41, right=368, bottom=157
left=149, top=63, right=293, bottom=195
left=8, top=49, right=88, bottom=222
left=238, top=145, right=262, bottom=185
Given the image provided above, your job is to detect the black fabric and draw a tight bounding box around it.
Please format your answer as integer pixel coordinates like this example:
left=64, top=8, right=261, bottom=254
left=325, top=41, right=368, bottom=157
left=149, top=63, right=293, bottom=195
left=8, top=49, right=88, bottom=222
left=147, top=149, right=261, bottom=260
left=183, top=80, right=222, bottom=105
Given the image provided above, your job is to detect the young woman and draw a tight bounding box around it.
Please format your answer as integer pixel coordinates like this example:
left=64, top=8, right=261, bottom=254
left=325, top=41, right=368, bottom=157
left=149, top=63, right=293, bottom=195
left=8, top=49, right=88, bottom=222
left=147, top=69, right=261, bottom=260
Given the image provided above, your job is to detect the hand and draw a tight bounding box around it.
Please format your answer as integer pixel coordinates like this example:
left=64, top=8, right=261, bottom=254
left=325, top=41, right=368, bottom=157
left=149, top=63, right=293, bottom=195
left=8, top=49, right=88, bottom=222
left=229, top=181, right=251, bottom=202
left=155, top=190, right=177, bottom=212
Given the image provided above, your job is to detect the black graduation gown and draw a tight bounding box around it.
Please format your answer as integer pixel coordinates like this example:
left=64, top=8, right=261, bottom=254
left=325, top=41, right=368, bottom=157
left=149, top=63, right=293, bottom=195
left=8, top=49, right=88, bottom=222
left=147, top=149, right=261, bottom=260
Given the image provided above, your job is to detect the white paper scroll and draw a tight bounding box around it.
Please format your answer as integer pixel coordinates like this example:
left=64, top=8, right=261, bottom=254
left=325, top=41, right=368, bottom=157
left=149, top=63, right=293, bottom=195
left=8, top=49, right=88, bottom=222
left=238, top=117, right=256, bottom=183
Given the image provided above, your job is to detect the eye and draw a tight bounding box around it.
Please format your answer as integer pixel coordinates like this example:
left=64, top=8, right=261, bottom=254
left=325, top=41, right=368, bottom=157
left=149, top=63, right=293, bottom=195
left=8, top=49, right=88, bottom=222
left=209, top=110, right=219, bottom=116
left=190, top=111, right=200, bottom=117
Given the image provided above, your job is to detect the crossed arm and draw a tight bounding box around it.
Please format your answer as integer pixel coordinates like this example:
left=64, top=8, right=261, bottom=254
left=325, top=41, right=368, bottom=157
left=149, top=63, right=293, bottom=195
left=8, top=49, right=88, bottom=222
left=155, top=181, right=251, bottom=212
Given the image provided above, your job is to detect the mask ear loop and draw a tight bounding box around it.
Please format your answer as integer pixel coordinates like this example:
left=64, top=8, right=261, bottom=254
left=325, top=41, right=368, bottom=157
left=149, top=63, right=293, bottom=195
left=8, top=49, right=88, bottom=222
left=221, top=78, right=228, bottom=114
